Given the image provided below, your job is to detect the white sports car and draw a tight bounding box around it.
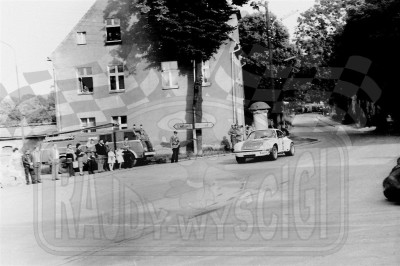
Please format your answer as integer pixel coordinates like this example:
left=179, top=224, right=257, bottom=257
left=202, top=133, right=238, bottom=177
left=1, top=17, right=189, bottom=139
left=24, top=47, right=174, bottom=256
left=234, top=129, right=295, bottom=164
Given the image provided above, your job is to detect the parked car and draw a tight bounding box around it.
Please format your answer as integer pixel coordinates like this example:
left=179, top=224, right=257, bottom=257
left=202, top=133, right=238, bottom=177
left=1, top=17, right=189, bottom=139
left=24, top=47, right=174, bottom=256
left=233, top=129, right=295, bottom=164
left=41, top=128, right=155, bottom=170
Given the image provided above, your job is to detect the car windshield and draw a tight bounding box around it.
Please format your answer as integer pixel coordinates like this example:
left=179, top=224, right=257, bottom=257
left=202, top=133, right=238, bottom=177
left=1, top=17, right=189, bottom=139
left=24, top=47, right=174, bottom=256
left=247, top=129, right=276, bottom=140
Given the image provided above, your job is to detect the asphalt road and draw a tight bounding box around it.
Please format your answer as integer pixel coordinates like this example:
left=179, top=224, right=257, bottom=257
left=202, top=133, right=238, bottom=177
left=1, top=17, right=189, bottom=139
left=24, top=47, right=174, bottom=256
left=1, top=114, right=399, bottom=265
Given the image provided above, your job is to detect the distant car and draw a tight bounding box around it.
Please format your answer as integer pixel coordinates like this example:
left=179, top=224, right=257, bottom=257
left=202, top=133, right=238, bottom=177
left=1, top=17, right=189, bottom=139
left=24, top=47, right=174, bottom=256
left=233, top=129, right=295, bottom=164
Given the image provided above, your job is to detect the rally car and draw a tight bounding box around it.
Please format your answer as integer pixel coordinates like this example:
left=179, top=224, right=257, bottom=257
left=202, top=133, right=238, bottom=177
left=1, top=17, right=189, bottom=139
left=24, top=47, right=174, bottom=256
left=233, top=129, right=295, bottom=164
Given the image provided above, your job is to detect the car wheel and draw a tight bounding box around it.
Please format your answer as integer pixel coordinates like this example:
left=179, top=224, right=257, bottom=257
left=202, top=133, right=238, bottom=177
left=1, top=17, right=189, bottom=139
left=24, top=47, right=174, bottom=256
left=269, top=145, right=278, bottom=161
left=285, top=143, right=295, bottom=156
left=236, top=157, right=246, bottom=164
left=131, top=155, right=137, bottom=167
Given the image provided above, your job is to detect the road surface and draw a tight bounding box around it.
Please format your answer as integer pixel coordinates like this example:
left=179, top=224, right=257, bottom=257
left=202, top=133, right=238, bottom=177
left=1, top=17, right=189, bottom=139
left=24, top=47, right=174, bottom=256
left=1, top=114, right=399, bottom=265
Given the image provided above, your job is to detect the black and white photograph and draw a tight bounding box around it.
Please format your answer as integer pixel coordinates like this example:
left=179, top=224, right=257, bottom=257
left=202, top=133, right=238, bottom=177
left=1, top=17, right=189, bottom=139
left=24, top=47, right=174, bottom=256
left=0, top=0, right=399, bottom=265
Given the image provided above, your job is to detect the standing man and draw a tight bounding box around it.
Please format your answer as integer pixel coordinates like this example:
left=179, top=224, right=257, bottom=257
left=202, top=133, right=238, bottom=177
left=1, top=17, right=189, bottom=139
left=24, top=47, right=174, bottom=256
left=170, top=131, right=180, bottom=163
left=236, top=125, right=244, bottom=143
left=95, top=139, right=107, bottom=172
left=22, top=150, right=36, bottom=185
left=138, top=125, right=154, bottom=151
left=31, top=145, right=42, bottom=183
left=228, top=124, right=241, bottom=151
left=86, top=138, right=96, bottom=154
left=104, top=141, right=111, bottom=171
left=49, top=143, right=60, bottom=181
left=122, top=137, right=132, bottom=168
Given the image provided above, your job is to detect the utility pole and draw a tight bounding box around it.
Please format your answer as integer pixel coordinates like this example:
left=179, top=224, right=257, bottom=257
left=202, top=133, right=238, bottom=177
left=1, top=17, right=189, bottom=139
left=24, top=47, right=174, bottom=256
left=47, top=57, right=61, bottom=132
left=264, top=1, right=276, bottom=126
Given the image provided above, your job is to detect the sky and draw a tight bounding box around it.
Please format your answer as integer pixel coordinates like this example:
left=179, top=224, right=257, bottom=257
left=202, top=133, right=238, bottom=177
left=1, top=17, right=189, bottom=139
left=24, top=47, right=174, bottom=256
left=0, top=0, right=315, bottom=96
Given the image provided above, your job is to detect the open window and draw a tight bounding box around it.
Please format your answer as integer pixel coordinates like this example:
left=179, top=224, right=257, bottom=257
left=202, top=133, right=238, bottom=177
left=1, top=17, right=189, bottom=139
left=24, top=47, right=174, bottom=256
left=77, top=67, right=93, bottom=94
left=161, top=61, right=179, bottom=89
left=112, top=116, right=127, bottom=130
left=105, top=18, right=121, bottom=43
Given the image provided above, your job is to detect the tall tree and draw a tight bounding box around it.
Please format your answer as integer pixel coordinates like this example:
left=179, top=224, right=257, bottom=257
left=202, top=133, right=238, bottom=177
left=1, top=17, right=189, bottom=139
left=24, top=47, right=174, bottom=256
left=333, top=0, right=400, bottom=131
left=239, top=12, right=300, bottom=123
left=295, top=0, right=363, bottom=67
left=105, top=0, right=249, bottom=154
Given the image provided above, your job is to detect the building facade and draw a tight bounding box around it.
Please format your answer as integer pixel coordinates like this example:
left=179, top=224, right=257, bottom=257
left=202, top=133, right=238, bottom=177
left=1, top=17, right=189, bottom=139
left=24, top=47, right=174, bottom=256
left=50, top=0, right=245, bottom=154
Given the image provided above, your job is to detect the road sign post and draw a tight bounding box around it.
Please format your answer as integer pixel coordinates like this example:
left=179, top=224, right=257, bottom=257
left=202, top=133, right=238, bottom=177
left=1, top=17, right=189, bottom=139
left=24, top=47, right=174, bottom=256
left=194, top=122, right=214, bottom=129
left=173, top=123, right=193, bottom=130
left=173, top=122, right=214, bottom=130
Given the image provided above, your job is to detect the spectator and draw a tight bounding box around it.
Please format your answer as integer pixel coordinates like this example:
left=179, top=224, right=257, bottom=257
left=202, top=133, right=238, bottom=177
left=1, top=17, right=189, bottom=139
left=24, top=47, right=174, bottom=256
left=22, top=150, right=36, bottom=185
left=132, top=124, right=141, bottom=139
left=138, top=125, right=154, bottom=152
left=31, top=146, right=42, bottom=184
left=170, top=131, right=180, bottom=163
left=221, top=136, right=231, bottom=152
left=86, top=138, right=96, bottom=154
left=108, top=148, right=116, bottom=171
left=95, top=139, right=107, bottom=172
left=7, top=148, right=24, bottom=184
left=122, top=137, right=133, bottom=168
left=115, top=148, right=124, bottom=170
left=75, top=143, right=85, bottom=176
left=65, top=144, right=75, bottom=177
left=228, top=124, right=243, bottom=151
left=48, top=144, right=60, bottom=181
left=245, top=124, right=254, bottom=138
left=86, top=151, right=97, bottom=175
left=104, top=141, right=111, bottom=171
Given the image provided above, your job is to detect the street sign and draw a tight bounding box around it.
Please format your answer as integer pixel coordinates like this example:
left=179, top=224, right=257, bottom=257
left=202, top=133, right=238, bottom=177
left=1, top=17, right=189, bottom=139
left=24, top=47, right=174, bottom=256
left=173, top=122, right=214, bottom=130
left=173, top=123, right=193, bottom=130
left=194, top=122, right=214, bottom=129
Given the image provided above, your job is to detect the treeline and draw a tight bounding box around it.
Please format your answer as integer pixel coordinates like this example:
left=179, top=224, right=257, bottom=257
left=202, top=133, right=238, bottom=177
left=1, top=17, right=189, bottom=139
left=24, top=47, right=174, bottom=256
left=240, top=0, right=400, bottom=132
left=294, top=0, right=400, bottom=131
left=0, top=92, right=56, bottom=126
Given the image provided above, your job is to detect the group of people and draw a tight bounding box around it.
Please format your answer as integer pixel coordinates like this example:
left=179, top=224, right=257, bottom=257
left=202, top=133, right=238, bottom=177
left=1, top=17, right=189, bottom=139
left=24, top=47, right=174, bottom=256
left=5, top=145, right=59, bottom=186
left=64, top=139, right=128, bottom=177
left=8, top=139, right=134, bottom=186
left=225, top=124, right=254, bottom=151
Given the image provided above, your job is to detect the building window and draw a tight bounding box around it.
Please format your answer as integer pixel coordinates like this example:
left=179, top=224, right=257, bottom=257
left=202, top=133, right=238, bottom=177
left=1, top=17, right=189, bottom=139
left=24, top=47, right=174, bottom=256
left=112, top=116, right=127, bottom=130
left=161, top=61, right=179, bottom=89
left=202, top=60, right=211, bottom=86
left=105, top=18, right=121, bottom=43
left=76, top=32, right=86, bottom=45
left=108, top=65, right=125, bottom=91
left=80, top=117, right=96, bottom=132
left=77, top=67, right=93, bottom=94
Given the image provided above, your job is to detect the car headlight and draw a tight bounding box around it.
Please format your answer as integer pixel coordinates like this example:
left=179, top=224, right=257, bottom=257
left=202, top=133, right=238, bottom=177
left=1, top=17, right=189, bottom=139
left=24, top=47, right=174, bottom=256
left=261, top=142, right=271, bottom=150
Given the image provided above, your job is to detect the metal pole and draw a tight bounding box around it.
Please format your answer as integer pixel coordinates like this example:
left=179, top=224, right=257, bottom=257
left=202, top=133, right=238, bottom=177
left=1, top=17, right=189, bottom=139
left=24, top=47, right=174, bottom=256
left=192, top=60, right=198, bottom=155
left=1, top=40, right=25, bottom=142
left=47, top=58, right=61, bottom=132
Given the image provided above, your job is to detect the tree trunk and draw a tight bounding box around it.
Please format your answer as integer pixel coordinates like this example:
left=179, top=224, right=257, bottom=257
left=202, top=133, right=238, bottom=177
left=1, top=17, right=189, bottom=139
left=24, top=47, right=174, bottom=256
left=193, top=61, right=203, bottom=155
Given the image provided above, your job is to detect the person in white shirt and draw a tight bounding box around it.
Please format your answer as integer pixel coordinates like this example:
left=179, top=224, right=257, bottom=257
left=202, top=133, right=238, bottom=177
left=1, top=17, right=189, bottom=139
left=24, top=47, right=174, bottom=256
left=108, top=149, right=116, bottom=171
left=115, top=148, right=124, bottom=170
left=6, top=148, right=24, bottom=185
